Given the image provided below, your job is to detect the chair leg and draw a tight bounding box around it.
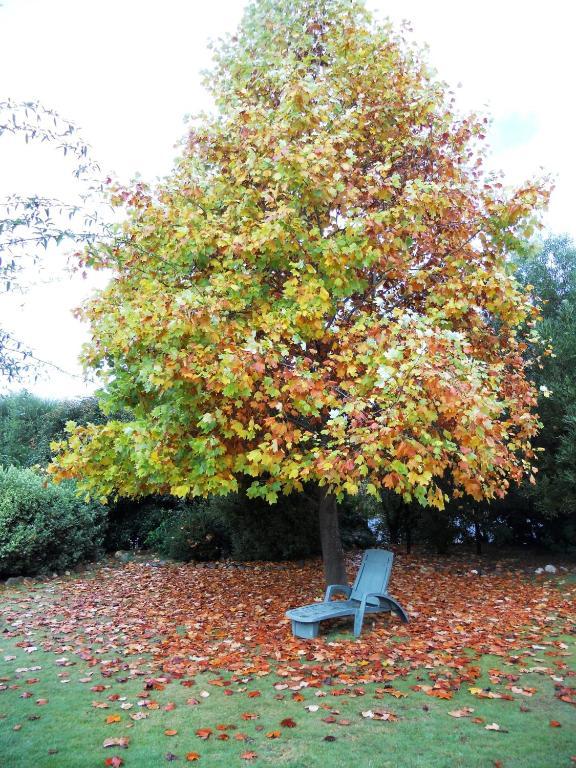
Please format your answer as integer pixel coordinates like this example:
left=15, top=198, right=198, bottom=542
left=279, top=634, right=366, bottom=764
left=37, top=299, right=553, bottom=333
left=292, top=620, right=320, bottom=639
left=353, top=608, right=366, bottom=638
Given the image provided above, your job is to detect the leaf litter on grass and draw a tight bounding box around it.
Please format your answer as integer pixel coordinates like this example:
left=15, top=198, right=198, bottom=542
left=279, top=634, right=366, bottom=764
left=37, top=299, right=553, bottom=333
left=0, top=554, right=574, bottom=766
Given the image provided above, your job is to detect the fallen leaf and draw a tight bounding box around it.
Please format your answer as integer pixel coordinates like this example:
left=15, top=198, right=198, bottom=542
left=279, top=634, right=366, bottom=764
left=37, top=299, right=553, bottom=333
left=280, top=718, right=296, bottom=728
left=164, top=729, right=178, bottom=737
left=103, top=737, right=130, bottom=749
left=106, top=715, right=121, bottom=724
left=240, top=752, right=257, bottom=761
left=186, top=753, right=200, bottom=762
left=549, top=720, right=561, bottom=728
left=448, top=708, right=474, bottom=718
left=485, top=723, right=508, bottom=733
left=195, top=728, right=212, bottom=739
left=104, top=759, right=124, bottom=767
left=266, top=731, right=281, bottom=739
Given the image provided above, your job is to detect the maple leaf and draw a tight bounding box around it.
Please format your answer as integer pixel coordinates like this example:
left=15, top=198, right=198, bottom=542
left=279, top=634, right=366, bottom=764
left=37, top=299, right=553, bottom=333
left=195, top=728, right=212, bottom=739
left=186, top=754, right=201, bottom=762
left=280, top=718, right=297, bottom=728
left=240, top=752, right=258, bottom=761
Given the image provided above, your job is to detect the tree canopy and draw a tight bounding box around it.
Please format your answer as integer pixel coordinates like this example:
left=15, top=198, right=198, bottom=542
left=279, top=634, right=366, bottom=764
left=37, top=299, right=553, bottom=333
left=51, top=0, right=549, bottom=517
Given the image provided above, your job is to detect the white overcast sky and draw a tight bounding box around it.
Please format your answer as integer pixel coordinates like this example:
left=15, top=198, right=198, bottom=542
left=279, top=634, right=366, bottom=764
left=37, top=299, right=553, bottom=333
left=1, top=0, right=575, bottom=399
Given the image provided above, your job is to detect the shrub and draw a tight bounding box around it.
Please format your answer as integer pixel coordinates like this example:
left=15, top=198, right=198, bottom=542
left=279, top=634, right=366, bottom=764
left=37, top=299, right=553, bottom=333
left=144, top=489, right=378, bottom=563
left=0, top=466, right=106, bottom=577
left=145, top=500, right=231, bottom=561
left=104, top=496, right=179, bottom=552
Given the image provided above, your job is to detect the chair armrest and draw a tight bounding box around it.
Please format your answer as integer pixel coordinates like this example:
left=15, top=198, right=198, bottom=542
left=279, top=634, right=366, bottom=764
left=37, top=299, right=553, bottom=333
left=324, top=584, right=351, bottom=601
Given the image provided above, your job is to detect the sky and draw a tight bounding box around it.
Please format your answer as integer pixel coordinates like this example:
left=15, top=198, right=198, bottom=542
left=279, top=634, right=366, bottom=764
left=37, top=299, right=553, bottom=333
left=1, top=0, right=575, bottom=399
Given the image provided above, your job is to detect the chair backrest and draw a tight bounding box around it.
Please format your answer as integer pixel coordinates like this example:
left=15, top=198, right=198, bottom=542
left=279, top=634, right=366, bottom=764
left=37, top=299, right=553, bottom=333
left=350, top=549, right=393, bottom=602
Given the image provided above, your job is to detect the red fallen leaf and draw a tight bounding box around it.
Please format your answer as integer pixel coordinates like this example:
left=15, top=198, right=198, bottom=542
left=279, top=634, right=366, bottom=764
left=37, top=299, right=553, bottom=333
left=549, top=720, right=562, bottom=727
left=36, top=699, right=49, bottom=705
left=91, top=685, right=107, bottom=692
left=266, top=731, right=281, bottom=739
left=195, top=728, right=212, bottom=739
left=321, top=716, right=336, bottom=724
left=104, top=759, right=124, bottom=767
left=108, top=694, right=120, bottom=701
left=471, top=717, right=485, bottom=724
left=324, top=735, right=337, bottom=742
left=164, top=702, right=176, bottom=711
left=216, top=724, right=234, bottom=731
left=186, top=698, right=200, bottom=706
left=217, top=734, right=229, bottom=741
left=224, top=689, right=234, bottom=696
left=241, top=712, right=259, bottom=721
left=247, top=691, right=261, bottom=698
left=493, top=762, right=504, bottom=768
left=337, top=719, right=352, bottom=726
left=186, top=753, right=200, bottom=762
left=280, top=718, right=297, bottom=728
left=25, top=678, right=40, bottom=684
left=292, top=693, right=305, bottom=702
left=106, top=715, right=121, bottom=724
left=20, top=692, right=32, bottom=699
left=93, top=701, right=110, bottom=709
left=164, top=729, right=178, bottom=736
left=331, top=689, right=348, bottom=696
left=234, top=733, right=248, bottom=741
left=240, top=752, right=257, bottom=761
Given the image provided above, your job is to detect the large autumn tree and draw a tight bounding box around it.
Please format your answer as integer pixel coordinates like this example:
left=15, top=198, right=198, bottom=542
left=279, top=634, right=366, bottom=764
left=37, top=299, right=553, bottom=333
left=51, top=0, right=549, bottom=584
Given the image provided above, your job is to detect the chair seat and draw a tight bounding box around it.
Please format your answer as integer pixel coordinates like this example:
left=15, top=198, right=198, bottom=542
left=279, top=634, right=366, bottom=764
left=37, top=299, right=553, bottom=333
left=286, top=600, right=360, bottom=623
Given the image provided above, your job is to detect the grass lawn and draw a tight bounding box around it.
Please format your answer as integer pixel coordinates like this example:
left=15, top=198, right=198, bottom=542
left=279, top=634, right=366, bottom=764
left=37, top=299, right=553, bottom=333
left=0, top=553, right=574, bottom=767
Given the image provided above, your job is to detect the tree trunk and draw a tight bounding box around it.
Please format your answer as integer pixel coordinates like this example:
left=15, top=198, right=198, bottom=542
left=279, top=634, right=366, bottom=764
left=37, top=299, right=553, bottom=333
left=318, top=487, right=347, bottom=587
left=405, top=522, right=412, bottom=554
left=474, top=521, right=482, bottom=555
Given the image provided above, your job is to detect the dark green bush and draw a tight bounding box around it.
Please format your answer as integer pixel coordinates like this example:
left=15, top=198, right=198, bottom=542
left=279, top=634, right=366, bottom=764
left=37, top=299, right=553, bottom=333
left=144, top=489, right=377, bottom=563
left=0, top=465, right=106, bottom=577
left=145, top=499, right=231, bottom=561
left=104, top=496, right=179, bottom=551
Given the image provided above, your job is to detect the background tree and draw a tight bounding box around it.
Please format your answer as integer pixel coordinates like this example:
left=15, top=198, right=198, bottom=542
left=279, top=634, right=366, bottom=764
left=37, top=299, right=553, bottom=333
left=513, top=234, right=576, bottom=547
left=0, top=99, right=105, bottom=380
left=51, top=0, right=549, bottom=584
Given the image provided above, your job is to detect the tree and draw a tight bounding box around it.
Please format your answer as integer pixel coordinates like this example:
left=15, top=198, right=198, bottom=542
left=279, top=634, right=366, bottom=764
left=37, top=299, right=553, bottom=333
left=50, top=0, right=549, bottom=584
left=513, top=234, right=576, bottom=546
left=0, top=99, right=105, bottom=380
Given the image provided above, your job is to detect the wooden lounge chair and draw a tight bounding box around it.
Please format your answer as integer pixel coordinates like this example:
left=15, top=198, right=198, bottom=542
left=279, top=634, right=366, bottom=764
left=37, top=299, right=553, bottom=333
left=286, top=549, right=408, bottom=639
